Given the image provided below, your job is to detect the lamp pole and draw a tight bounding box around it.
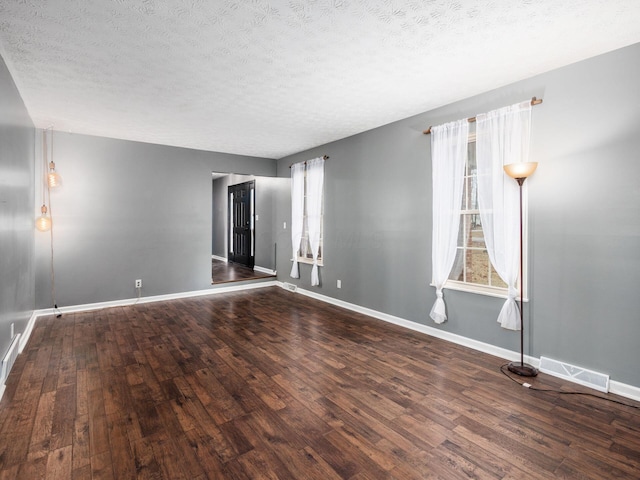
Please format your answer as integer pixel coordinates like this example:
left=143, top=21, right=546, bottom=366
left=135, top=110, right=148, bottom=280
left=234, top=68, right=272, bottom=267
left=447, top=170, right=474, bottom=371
left=504, top=162, right=538, bottom=377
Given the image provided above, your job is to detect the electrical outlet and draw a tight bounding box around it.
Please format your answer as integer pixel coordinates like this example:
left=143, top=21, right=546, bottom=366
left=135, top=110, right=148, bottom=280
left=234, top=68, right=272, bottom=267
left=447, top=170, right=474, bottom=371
left=337, top=280, right=342, bottom=289
left=283, top=221, right=287, bottom=229
left=135, top=279, right=142, bottom=288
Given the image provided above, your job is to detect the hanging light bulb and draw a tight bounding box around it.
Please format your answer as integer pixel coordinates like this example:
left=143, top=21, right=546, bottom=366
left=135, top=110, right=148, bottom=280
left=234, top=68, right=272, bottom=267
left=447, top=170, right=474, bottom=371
left=36, top=204, right=52, bottom=232
left=47, top=160, right=62, bottom=188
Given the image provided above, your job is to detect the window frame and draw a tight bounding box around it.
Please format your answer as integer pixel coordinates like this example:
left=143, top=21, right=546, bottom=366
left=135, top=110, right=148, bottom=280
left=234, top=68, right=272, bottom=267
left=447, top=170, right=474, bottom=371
left=295, top=168, right=324, bottom=266
left=440, top=133, right=530, bottom=301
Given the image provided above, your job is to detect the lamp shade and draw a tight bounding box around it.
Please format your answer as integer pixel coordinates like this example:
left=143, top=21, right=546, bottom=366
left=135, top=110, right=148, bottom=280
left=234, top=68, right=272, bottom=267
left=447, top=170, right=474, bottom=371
left=35, top=205, right=51, bottom=232
left=504, top=162, right=538, bottom=179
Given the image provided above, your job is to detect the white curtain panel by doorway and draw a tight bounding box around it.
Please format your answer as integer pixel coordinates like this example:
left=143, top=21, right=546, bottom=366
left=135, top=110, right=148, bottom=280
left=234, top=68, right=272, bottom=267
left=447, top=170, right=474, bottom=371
left=430, top=119, right=468, bottom=324
left=306, top=157, right=325, bottom=286
left=476, top=100, right=532, bottom=330
left=290, top=162, right=305, bottom=279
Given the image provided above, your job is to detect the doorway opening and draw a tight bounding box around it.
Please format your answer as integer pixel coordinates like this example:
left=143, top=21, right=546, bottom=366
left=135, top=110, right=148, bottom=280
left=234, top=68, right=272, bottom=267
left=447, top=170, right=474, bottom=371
left=212, top=173, right=282, bottom=285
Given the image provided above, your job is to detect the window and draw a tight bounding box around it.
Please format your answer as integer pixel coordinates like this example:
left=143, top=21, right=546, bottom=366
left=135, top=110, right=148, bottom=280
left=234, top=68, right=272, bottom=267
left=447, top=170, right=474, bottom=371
left=297, top=169, right=323, bottom=265
left=446, top=136, right=522, bottom=297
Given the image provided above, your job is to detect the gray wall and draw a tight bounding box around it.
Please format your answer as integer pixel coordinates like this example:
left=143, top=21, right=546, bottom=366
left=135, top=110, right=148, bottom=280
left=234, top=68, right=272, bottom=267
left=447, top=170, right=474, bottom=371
left=275, top=43, right=640, bottom=387
left=0, top=55, right=35, bottom=362
left=211, top=175, right=230, bottom=258
left=212, top=173, right=285, bottom=271
left=254, top=176, right=288, bottom=271
left=35, top=133, right=276, bottom=308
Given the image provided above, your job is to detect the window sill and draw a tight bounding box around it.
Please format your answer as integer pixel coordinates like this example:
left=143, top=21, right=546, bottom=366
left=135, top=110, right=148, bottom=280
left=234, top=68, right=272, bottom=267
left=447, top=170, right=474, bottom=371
left=432, top=281, right=529, bottom=302
left=292, top=258, right=324, bottom=267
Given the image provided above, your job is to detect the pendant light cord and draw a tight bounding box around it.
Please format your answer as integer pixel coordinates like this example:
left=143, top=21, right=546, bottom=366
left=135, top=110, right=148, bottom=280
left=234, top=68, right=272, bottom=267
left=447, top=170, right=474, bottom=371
left=41, top=128, right=47, bottom=207
left=48, top=189, right=61, bottom=318
left=44, top=128, right=61, bottom=317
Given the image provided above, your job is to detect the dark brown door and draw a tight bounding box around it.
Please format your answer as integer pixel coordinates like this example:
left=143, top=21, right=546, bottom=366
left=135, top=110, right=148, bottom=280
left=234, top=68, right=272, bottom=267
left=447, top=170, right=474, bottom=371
left=228, top=181, right=255, bottom=268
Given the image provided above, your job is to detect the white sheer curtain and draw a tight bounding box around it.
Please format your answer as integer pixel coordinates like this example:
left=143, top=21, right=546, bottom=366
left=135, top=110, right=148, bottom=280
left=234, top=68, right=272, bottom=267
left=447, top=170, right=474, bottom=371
left=430, top=120, right=468, bottom=324
left=306, top=157, right=325, bottom=286
left=476, top=100, right=532, bottom=330
left=290, top=162, right=305, bottom=278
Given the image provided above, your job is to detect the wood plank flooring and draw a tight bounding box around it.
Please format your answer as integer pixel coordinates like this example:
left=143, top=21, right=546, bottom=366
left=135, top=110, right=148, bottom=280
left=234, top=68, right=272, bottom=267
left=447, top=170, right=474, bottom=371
left=212, top=259, right=275, bottom=285
left=1, top=287, right=639, bottom=479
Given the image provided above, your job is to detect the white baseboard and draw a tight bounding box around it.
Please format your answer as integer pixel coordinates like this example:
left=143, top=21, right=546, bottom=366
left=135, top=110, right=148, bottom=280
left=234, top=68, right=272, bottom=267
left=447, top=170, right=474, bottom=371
left=211, top=255, right=227, bottom=262
left=254, top=265, right=276, bottom=275
left=19, top=311, right=38, bottom=354
left=279, top=282, right=640, bottom=403
left=610, top=380, right=640, bottom=402
left=34, top=281, right=278, bottom=317
left=1, top=312, right=38, bottom=402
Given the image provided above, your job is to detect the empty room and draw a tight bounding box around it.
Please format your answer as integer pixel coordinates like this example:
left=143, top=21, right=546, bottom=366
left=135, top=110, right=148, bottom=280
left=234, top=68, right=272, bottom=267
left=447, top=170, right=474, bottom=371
left=1, top=1, right=639, bottom=479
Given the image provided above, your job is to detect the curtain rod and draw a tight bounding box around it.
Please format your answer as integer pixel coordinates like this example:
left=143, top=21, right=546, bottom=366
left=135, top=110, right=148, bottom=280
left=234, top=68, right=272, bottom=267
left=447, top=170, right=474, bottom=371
left=289, top=155, right=329, bottom=168
left=423, top=97, right=543, bottom=135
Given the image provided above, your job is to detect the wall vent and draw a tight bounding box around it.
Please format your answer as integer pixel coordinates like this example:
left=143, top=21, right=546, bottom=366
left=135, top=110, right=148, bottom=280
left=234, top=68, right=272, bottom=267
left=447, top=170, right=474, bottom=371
left=539, top=356, right=609, bottom=393
left=1, top=334, right=21, bottom=385
left=282, top=282, right=297, bottom=292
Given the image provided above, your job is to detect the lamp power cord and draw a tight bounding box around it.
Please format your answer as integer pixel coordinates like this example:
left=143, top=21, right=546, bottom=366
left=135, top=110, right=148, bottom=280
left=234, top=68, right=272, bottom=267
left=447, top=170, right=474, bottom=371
left=500, top=363, right=640, bottom=410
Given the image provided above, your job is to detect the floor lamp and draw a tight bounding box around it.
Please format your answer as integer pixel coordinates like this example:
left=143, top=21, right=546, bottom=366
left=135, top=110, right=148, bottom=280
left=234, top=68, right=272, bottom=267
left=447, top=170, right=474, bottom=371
left=504, top=161, right=538, bottom=377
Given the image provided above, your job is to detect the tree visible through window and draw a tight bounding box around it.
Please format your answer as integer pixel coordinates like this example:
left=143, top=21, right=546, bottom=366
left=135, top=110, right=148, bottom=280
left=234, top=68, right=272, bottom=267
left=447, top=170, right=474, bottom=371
left=449, top=138, right=507, bottom=290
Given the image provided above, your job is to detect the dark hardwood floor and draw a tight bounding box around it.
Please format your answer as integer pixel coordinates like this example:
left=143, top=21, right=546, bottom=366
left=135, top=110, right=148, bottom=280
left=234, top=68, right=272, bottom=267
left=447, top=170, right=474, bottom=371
left=212, top=259, right=275, bottom=284
left=1, top=287, right=639, bottom=479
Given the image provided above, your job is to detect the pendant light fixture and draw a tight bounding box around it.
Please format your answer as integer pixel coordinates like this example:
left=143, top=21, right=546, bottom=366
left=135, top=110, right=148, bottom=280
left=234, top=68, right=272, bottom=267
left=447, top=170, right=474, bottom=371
left=36, top=127, right=55, bottom=232
left=46, top=127, right=62, bottom=188
left=35, top=127, right=63, bottom=317
left=35, top=204, right=52, bottom=232
left=47, top=161, right=62, bottom=188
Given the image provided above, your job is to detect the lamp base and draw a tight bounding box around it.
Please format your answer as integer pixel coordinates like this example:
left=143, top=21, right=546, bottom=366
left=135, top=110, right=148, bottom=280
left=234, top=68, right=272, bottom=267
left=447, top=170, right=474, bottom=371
left=507, top=362, right=538, bottom=377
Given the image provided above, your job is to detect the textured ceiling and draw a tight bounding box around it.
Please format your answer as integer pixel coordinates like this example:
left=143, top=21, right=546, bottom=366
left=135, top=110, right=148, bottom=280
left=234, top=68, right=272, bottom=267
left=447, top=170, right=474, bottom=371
left=0, top=1, right=639, bottom=159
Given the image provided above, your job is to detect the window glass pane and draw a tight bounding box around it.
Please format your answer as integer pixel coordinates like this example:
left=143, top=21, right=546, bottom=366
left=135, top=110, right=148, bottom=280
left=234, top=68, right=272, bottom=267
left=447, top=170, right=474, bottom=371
left=469, top=173, right=478, bottom=210
left=300, top=215, right=309, bottom=254
left=461, top=215, right=472, bottom=248
left=457, top=215, right=465, bottom=247
left=468, top=215, right=484, bottom=248
left=299, top=237, right=311, bottom=259
left=460, top=177, right=468, bottom=210
left=461, top=214, right=484, bottom=248
left=467, top=142, right=477, bottom=209
left=464, top=176, right=478, bottom=210
left=449, top=248, right=465, bottom=282
left=468, top=141, right=476, bottom=172
left=466, top=249, right=490, bottom=285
